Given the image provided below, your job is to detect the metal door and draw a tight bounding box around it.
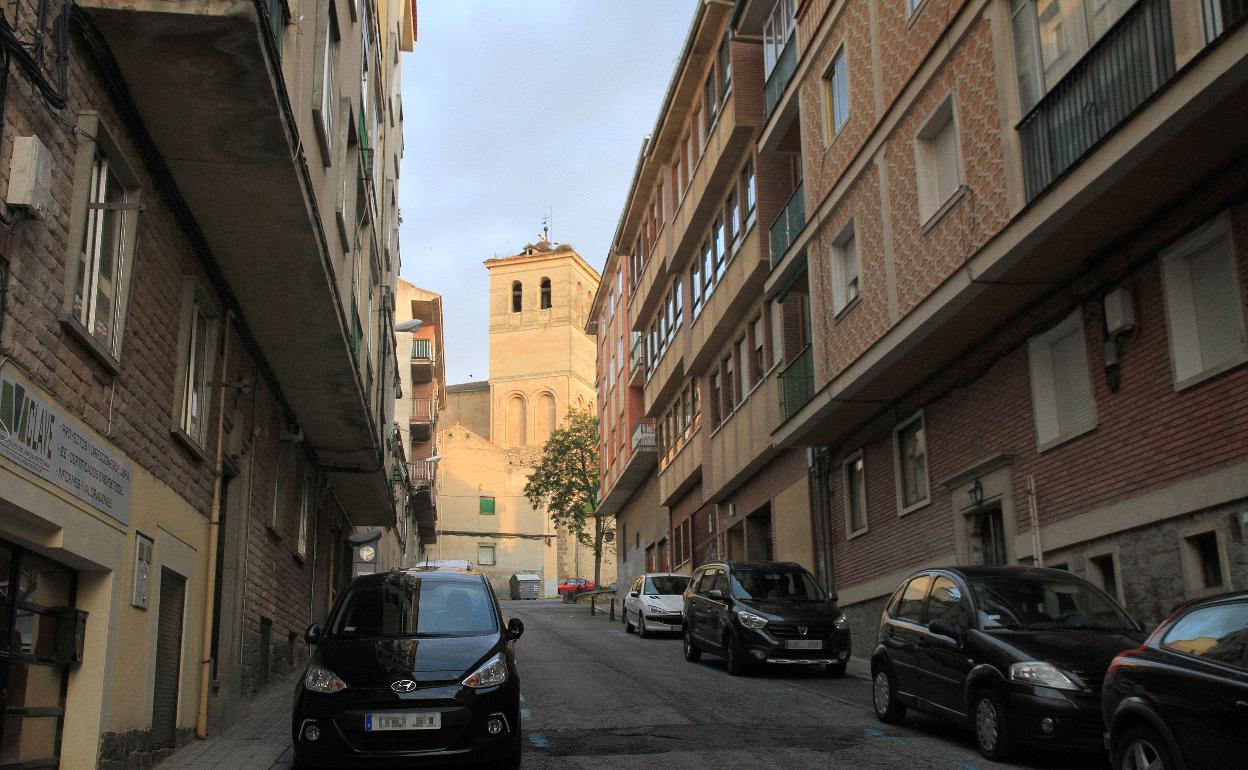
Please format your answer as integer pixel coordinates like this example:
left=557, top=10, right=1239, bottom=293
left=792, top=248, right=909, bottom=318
left=151, top=568, right=186, bottom=749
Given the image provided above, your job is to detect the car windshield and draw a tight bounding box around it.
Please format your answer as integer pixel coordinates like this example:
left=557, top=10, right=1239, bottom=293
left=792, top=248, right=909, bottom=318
left=969, top=575, right=1135, bottom=632
left=730, top=568, right=825, bottom=602
left=645, top=576, right=689, bottom=595
left=329, top=574, right=498, bottom=638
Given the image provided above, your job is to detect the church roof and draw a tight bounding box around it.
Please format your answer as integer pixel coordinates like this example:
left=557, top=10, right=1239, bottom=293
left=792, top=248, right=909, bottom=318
left=447, top=381, right=489, bottom=393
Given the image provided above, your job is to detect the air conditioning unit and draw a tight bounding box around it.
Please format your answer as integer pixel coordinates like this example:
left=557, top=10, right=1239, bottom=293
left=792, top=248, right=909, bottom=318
left=7, top=135, right=53, bottom=219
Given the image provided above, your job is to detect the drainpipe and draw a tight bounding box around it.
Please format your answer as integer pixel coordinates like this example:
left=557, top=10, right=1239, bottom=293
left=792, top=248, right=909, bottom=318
left=197, top=312, right=233, bottom=739
left=1027, top=475, right=1044, bottom=567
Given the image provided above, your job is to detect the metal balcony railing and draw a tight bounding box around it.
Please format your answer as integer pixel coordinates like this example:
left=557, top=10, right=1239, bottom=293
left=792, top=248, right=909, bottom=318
left=1018, top=0, right=1175, bottom=201
left=764, top=35, right=797, bottom=120
left=408, top=459, right=436, bottom=484
left=411, top=338, right=432, bottom=361
left=631, top=419, right=657, bottom=452
left=409, top=396, right=435, bottom=423
left=769, top=182, right=805, bottom=268
left=778, top=345, right=814, bottom=422
left=630, top=334, right=646, bottom=375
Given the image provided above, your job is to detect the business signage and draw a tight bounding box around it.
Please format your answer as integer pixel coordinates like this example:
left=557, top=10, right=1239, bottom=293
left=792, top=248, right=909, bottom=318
left=0, top=373, right=132, bottom=524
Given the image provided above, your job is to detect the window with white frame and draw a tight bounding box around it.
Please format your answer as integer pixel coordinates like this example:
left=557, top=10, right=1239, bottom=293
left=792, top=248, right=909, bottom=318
left=477, top=543, right=497, bottom=566
left=312, top=2, right=340, bottom=158
left=823, top=47, right=850, bottom=141
left=830, top=220, right=860, bottom=315
left=763, top=0, right=796, bottom=78
left=844, top=451, right=867, bottom=536
left=1028, top=310, right=1097, bottom=448
left=66, top=114, right=142, bottom=365
left=177, top=288, right=215, bottom=447
left=770, top=298, right=784, bottom=367
left=893, top=412, right=929, bottom=513
left=1160, top=214, right=1248, bottom=388
left=737, top=337, right=750, bottom=396
left=905, top=0, right=923, bottom=16
left=297, top=473, right=313, bottom=559
left=915, top=97, right=961, bottom=222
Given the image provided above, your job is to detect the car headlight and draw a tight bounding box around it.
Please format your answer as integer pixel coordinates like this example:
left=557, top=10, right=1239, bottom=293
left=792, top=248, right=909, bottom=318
left=833, top=613, right=849, bottom=630
left=304, top=663, right=348, bottom=693
left=463, top=654, right=508, bottom=689
left=645, top=603, right=666, bottom=613
left=736, top=610, right=768, bottom=629
left=1009, top=661, right=1082, bottom=691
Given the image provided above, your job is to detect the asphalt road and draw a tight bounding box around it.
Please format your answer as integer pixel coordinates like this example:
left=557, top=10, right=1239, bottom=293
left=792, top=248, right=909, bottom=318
left=507, top=598, right=1105, bottom=770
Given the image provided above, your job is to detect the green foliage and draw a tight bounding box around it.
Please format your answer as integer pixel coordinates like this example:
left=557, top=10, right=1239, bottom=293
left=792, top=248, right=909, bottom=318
left=524, top=406, right=602, bottom=550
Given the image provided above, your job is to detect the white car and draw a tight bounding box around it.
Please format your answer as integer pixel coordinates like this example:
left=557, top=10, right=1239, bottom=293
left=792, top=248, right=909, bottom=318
left=623, top=573, right=690, bottom=638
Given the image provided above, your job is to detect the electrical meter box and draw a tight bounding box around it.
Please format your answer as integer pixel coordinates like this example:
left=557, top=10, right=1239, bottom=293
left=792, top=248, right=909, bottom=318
left=7, top=135, right=53, bottom=219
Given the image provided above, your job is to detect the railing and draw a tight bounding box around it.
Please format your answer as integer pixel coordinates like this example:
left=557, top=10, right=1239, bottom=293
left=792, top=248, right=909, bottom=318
left=630, top=333, right=646, bottom=375
left=408, top=459, right=436, bottom=484
left=631, top=418, right=657, bottom=452
left=1208, top=0, right=1248, bottom=39
left=778, top=345, right=814, bottom=422
left=764, top=35, right=797, bottom=120
left=409, top=396, right=434, bottom=423
left=411, top=338, right=432, bottom=361
left=1018, top=0, right=1174, bottom=201
left=769, top=182, right=805, bottom=268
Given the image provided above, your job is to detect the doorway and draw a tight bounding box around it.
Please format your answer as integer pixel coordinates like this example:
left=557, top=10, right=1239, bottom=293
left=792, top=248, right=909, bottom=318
left=745, top=505, right=774, bottom=561
left=152, top=568, right=187, bottom=749
left=971, top=505, right=1008, bottom=566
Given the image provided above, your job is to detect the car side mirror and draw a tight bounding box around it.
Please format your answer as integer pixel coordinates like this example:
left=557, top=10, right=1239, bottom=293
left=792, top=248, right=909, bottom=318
left=828, top=591, right=839, bottom=604
left=304, top=623, right=321, bottom=645
left=507, top=617, right=525, bottom=641
left=629, top=591, right=639, bottom=598
left=929, top=618, right=961, bottom=641
left=707, top=589, right=725, bottom=601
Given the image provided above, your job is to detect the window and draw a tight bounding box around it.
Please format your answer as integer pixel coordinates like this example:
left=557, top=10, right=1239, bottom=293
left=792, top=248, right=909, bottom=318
left=477, top=544, right=496, bottom=566
left=725, top=190, right=739, bottom=246
left=297, top=473, right=313, bottom=559
left=905, top=0, right=922, bottom=16
left=710, top=372, right=722, bottom=426
left=830, top=220, right=860, bottom=315
left=1028, top=310, right=1096, bottom=449
left=1088, top=552, right=1119, bottom=602
left=971, top=506, right=1009, bottom=565
left=511, top=281, right=522, bottom=313
left=751, top=316, right=766, bottom=377
left=743, top=158, right=757, bottom=223
left=737, top=338, right=750, bottom=396
left=1182, top=530, right=1227, bottom=593
left=1160, top=215, right=1248, bottom=388
left=719, top=33, right=732, bottom=95
left=925, top=577, right=967, bottom=627
left=770, top=299, right=784, bottom=366
left=313, top=3, right=340, bottom=157
left=65, top=114, right=141, bottom=366
left=895, top=575, right=932, bottom=623
left=763, top=0, right=796, bottom=78
left=479, top=496, right=495, bottom=515
left=915, top=97, right=961, bottom=222
left=270, top=438, right=299, bottom=534
left=724, top=355, right=737, bottom=411
left=692, top=254, right=704, bottom=315
left=704, top=71, right=718, bottom=129
left=176, top=291, right=214, bottom=447
left=844, top=451, right=867, bottom=536
left=893, top=411, right=929, bottom=513
left=1161, top=603, right=1248, bottom=669
left=823, top=47, right=850, bottom=141
left=540, top=277, right=552, bottom=309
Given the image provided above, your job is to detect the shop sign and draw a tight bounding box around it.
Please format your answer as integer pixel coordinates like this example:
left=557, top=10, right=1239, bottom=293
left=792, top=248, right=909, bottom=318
left=0, top=373, right=131, bottom=523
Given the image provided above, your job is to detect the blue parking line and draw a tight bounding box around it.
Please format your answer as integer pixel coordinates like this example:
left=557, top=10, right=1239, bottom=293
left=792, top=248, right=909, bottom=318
left=528, top=732, right=549, bottom=748
left=952, top=763, right=980, bottom=770
left=864, top=727, right=908, bottom=744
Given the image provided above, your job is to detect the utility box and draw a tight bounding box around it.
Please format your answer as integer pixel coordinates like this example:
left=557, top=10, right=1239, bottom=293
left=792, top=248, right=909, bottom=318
left=7, top=135, right=53, bottom=219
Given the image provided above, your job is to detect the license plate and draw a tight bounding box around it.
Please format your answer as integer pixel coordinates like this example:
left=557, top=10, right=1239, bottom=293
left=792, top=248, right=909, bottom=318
left=365, top=711, right=441, bottom=731
left=785, top=639, right=823, bottom=650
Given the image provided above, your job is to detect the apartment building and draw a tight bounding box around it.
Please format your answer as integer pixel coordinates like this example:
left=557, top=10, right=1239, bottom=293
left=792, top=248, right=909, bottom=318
left=740, top=0, right=1248, bottom=653
left=598, top=1, right=820, bottom=586
left=0, top=0, right=414, bottom=765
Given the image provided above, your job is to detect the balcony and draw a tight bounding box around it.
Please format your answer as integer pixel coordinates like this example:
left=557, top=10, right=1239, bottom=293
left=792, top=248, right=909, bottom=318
left=410, top=338, right=434, bottom=383
left=778, top=345, right=814, bottom=423
left=769, top=182, right=805, bottom=268
left=408, top=459, right=438, bottom=543
left=596, top=419, right=658, bottom=518
left=688, top=226, right=768, bottom=374
left=1019, top=0, right=1175, bottom=201
left=764, top=35, right=797, bottom=121
left=76, top=0, right=392, bottom=522
left=629, top=334, right=646, bottom=387
left=707, top=369, right=779, bottom=500
left=408, top=459, right=437, bottom=486
left=409, top=397, right=436, bottom=441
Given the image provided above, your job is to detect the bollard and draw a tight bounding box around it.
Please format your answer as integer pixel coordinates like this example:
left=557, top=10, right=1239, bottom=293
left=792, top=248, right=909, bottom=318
left=590, top=594, right=597, bottom=616
left=609, top=597, right=615, bottom=621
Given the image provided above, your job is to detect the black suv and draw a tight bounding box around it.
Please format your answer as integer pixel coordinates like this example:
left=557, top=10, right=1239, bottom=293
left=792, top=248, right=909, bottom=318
left=292, top=568, right=524, bottom=768
left=871, top=566, right=1143, bottom=761
left=682, top=561, right=851, bottom=676
left=1102, top=591, right=1248, bottom=770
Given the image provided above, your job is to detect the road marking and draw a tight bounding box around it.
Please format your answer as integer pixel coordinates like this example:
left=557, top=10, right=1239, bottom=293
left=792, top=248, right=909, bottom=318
left=864, top=727, right=909, bottom=744
left=528, top=732, right=549, bottom=748
left=951, top=763, right=980, bottom=770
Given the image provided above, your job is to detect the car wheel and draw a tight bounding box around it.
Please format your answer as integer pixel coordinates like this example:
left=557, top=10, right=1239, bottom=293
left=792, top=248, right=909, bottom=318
left=973, top=688, right=1013, bottom=761
left=683, top=627, right=702, bottom=662
left=1115, top=725, right=1176, bottom=770
left=725, top=633, right=749, bottom=676
left=624, top=610, right=634, bottom=634
left=638, top=615, right=649, bottom=639
left=872, top=663, right=907, bottom=723
left=824, top=659, right=848, bottom=677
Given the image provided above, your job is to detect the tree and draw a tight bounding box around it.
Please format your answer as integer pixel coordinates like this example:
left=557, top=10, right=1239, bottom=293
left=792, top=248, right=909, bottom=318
left=524, top=406, right=612, bottom=587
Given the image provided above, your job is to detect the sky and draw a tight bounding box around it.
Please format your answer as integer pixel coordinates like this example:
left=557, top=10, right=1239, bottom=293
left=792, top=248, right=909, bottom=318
left=397, top=1, right=697, bottom=386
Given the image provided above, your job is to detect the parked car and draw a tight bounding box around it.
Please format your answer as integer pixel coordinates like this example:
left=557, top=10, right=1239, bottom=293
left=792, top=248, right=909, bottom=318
left=623, top=573, right=690, bottom=637
left=557, top=577, right=595, bottom=595
left=682, top=561, right=851, bottom=676
left=871, top=566, right=1143, bottom=761
left=292, top=567, right=525, bottom=769
left=1102, top=591, right=1248, bottom=770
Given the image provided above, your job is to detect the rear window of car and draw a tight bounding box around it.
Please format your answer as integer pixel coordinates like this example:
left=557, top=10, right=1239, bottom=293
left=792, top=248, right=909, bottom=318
left=330, top=574, right=497, bottom=638
left=1161, top=602, right=1248, bottom=670
left=646, top=576, right=689, bottom=595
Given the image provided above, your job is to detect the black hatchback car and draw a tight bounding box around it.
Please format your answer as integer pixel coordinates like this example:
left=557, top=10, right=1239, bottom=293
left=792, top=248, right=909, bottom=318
left=1102, top=591, right=1248, bottom=770
left=871, top=566, right=1143, bottom=760
left=682, top=561, right=851, bottom=675
left=292, top=568, right=525, bottom=768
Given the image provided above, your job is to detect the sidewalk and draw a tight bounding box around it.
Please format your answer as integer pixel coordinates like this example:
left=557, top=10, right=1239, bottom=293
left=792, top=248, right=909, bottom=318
left=161, top=672, right=299, bottom=769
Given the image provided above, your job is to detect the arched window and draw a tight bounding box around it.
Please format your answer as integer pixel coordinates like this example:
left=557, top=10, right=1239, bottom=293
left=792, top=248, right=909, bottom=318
left=506, top=394, right=527, bottom=446
left=540, top=278, right=552, bottom=309
left=535, top=392, right=557, bottom=443
left=511, top=281, right=522, bottom=313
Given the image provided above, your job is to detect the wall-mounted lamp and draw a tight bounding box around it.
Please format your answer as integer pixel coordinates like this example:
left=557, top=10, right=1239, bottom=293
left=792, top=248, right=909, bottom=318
left=968, top=479, right=984, bottom=508
left=395, top=319, right=423, bottom=333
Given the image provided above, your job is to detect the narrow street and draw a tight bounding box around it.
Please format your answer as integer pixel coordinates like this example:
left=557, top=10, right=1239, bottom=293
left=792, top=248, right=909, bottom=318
left=166, top=599, right=1105, bottom=769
